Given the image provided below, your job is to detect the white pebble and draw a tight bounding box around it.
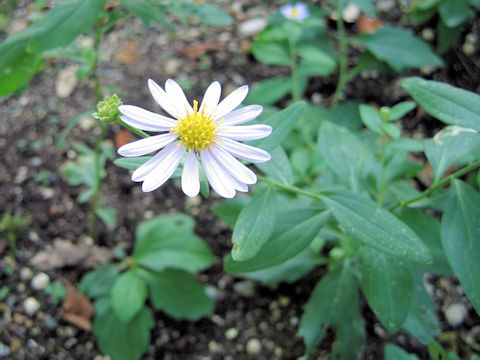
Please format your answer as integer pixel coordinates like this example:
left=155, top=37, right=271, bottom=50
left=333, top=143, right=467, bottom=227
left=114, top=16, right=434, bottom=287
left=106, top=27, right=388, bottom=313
left=31, top=273, right=50, bottom=291
left=445, top=303, right=467, bottom=327
left=246, top=338, right=262, bottom=355
left=225, top=328, right=239, bottom=340
left=342, top=3, right=360, bottom=23
left=237, top=18, right=267, bottom=37
left=20, top=267, right=34, bottom=281
left=421, top=28, right=435, bottom=41
left=23, top=297, right=41, bottom=316
left=462, top=42, right=476, bottom=56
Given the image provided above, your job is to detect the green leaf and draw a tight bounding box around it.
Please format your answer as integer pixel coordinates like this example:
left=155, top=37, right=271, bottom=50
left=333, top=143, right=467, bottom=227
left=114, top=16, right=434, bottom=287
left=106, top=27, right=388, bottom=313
left=255, top=146, right=293, bottom=184
left=80, top=264, right=119, bottom=298
left=357, top=26, right=442, bottom=72
left=28, top=0, right=106, bottom=52
left=298, top=261, right=359, bottom=351
left=388, top=101, right=417, bottom=121
left=226, top=209, right=330, bottom=273
left=438, top=0, right=471, bottom=27
left=441, top=180, right=480, bottom=314
left=144, top=269, right=213, bottom=320
left=424, top=126, right=480, bottom=183
left=402, top=77, right=480, bottom=131
left=297, top=45, right=336, bottom=76
left=119, top=0, right=168, bottom=27
left=389, top=138, right=424, bottom=152
left=250, top=101, right=306, bottom=153
left=318, top=121, right=373, bottom=190
left=231, top=186, right=277, bottom=261
left=193, top=4, right=233, bottom=26
left=361, top=247, right=413, bottom=332
left=437, top=21, right=462, bottom=54
left=244, top=247, right=325, bottom=284
left=134, top=214, right=213, bottom=273
left=385, top=344, right=420, bottom=360
left=113, top=156, right=151, bottom=170
left=251, top=42, right=290, bottom=66
left=323, top=189, right=432, bottom=263
left=213, top=196, right=250, bottom=229
left=397, top=209, right=451, bottom=276
left=244, top=77, right=291, bottom=105
left=93, top=307, right=153, bottom=360
left=333, top=312, right=365, bottom=360
left=96, top=206, right=118, bottom=229
left=110, top=270, right=148, bottom=323
left=328, top=101, right=363, bottom=130
left=359, top=104, right=383, bottom=135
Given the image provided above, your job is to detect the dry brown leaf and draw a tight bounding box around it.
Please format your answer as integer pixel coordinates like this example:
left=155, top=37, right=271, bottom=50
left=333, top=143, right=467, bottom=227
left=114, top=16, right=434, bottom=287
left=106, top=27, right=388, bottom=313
left=30, top=238, right=112, bottom=270
left=357, top=15, right=383, bottom=34
left=181, top=42, right=224, bottom=59
left=115, top=129, right=132, bottom=149
left=114, top=40, right=140, bottom=64
left=61, top=281, right=94, bottom=331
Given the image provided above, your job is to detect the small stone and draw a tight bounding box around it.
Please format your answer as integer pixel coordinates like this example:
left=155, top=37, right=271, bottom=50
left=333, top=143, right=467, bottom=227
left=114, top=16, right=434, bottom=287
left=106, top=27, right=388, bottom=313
left=30, top=157, right=42, bottom=166
left=28, top=231, right=40, bottom=243
left=462, top=42, right=475, bottom=56
left=466, top=33, right=478, bottom=44
left=55, top=65, right=79, bottom=98
left=421, top=28, right=435, bottom=41
left=208, top=340, right=223, bottom=353
left=237, top=18, right=267, bottom=37
left=0, top=343, right=10, bottom=358
left=279, top=296, right=290, bottom=307
left=31, top=272, right=50, bottom=290
left=205, top=286, right=219, bottom=301
left=23, top=297, right=41, bottom=316
left=143, top=210, right=154, bottom=219
left=225, top=327, right=239, bottom=340
left=39, top=187, right=55, bottom=200
left=20, top=267, right=34, bottom=281
left=246, top=338, right=262, bottom=355
left=15, top=166, right=28, bottom=184
left=79, top=117, right=95, bottom=131
left=445, top=303, right=467, bottom=327
left=342, top=3, right=360, bottom=23
left=43, top=315, right=58, bottom=330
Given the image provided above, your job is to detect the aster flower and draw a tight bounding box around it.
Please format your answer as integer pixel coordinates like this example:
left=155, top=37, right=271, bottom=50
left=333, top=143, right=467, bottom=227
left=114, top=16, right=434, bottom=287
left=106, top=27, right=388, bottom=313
left=280, top=3, right=309, bottom=22
left=117, top=79, right=272, bottom=198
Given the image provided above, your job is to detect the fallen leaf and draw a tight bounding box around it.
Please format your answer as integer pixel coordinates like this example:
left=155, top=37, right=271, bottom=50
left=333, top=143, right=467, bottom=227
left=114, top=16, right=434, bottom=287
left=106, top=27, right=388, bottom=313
left=30, top=238, right=112, bottom=270
left=181, top=42, right=224, bottom=59
left=357, top=15, right=383, bottom=34
left=55, top=65, right=79, bottom=98
left=114, top=40, right=140, bottom=64
left=61, top=281, right=94, bottom=331
left=115, top=129, right=132, bottom=149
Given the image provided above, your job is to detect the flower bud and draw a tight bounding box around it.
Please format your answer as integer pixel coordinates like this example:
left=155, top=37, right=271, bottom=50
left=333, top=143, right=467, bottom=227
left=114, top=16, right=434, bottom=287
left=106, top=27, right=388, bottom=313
left=92, top=94, right=123, bottom=124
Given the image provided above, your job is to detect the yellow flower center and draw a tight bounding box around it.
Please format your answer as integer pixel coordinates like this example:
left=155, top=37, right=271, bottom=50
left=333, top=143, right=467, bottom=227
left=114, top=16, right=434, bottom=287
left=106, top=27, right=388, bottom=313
left=290, top=8, right=299, bottom=19
left=172, top=100, right=217, bottom=151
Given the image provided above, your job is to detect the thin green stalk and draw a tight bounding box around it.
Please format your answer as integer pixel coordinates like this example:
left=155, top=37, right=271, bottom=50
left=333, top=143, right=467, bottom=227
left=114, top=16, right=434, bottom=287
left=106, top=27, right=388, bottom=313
left=390, top=160, right=480, bottom=211
left=89, top=21, right=105, bottom=236
left=377, top=137, right=388, bottom=205
left=330, top=0, right=348, bottom=108
left=288, top=37, right=300, bottom=103
left=258, top=175, right=324, bottom=200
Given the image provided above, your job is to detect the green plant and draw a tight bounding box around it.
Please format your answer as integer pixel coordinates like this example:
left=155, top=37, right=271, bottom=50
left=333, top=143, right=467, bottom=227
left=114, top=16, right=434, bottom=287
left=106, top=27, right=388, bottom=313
left=0, top=210, right=31, bottom=255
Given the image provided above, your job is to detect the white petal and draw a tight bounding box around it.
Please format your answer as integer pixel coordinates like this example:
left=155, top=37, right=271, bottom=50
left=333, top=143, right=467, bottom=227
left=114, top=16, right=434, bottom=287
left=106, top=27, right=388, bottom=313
left=118, top=133, right=177, bottom=157
left=132, top=142, right=179, bottom=182
left=200, top=81, right=221, bottom=115
left=220, top=105, right=263, bottom=126
left=119, top=105, right=177, bottom=131
left=165, top=79, right=193, bottom=116
left=181, top=151, right=200, bottom=197
left=148, top=79, right=184, bottom=119
left=215, top=85, right=249, bottom=119
left=141, top=144, right=185, bottom=192
left=201, top=150, right=236, bottom=198
left=210, top=145, right=257, bottom=184
left=217, top=124, right=272, bottom=141
left=219, top=138, right=271, bottom=163
left=220, top=166, right=249, bottom=192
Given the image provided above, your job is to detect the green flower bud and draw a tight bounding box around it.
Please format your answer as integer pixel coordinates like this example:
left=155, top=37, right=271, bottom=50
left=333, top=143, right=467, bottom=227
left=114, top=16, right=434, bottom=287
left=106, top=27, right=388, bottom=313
left=92, top=94, right=123, bottom=124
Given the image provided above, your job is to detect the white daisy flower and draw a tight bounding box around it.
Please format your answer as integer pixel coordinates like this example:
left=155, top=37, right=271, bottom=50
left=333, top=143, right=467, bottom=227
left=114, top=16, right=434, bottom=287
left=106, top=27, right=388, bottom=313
left=280, top=3, right=309, bottom=22
left=117, top=79, right=272, bottom=198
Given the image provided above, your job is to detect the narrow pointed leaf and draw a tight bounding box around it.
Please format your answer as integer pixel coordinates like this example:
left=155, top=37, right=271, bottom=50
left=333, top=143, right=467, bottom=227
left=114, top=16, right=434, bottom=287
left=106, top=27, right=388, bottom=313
left=441, top=180, right=480, bottom=314
left=323, top=189, right=432, bottom=263
left=402, top=77, right=480, bottom=131
left=231, top=186, right=277, bottom=261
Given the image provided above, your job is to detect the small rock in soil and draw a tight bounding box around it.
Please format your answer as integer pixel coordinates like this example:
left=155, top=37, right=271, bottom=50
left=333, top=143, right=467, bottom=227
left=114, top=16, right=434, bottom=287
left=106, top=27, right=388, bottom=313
left=43, top=314, right=58, bottom=330
left=246, top=338, right=262, bottom=355
left=0, top=343, right=10, bottom=358
left=20, top=267, right=33, bottom=281
left=233, top=280, right=255, bottom=297
left=23, top=297, right=40, bottom=316
left=444, top=303, right=468, bottom=327
left=225, top=327, right=239, bottom=340
left=237, top=18, right=267, bottom=37
left=208, top=340, right=223, bottom=354
left=31, top=272, right=50, bottom=290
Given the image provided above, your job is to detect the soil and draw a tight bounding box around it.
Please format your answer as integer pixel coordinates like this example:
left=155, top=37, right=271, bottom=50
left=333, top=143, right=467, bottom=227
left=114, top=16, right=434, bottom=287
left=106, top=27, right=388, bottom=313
left=1, top=1, right=480, bottom=360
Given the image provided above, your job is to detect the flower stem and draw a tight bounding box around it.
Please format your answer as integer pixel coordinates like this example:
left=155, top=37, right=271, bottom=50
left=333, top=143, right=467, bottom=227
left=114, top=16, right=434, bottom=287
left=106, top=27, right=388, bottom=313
left=288, top=37, right=300, bottom=103
left=331, top=0, right=348, bottom=107
left=258, top=176, right=324, bottom=201
left=116, top=118, right=150, bottom=138
left=390, top=160, right=480, bottom=211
